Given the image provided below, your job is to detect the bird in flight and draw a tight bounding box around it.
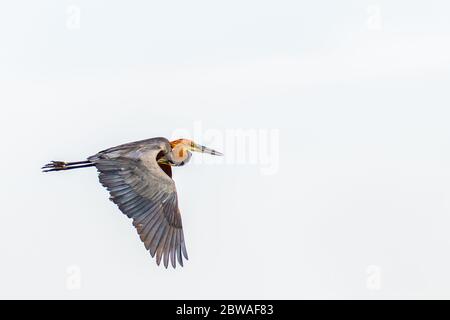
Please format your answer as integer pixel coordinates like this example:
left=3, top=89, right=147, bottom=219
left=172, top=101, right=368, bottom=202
left=42, top=137, right=222, bottom=268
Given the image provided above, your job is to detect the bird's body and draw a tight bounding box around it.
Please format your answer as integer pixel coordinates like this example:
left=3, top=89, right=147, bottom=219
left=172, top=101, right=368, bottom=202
left=43, top=137, right=222, bottom=268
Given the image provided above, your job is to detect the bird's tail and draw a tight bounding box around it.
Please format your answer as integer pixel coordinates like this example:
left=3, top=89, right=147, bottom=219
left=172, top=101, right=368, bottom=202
left=42, top=160, right=95, bottom=172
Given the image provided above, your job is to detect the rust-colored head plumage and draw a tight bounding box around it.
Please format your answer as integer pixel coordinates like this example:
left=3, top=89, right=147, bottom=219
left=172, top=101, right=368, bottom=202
left=170, top=139, right=223, bottom=156
left=158, top=139, right=223, bottom=167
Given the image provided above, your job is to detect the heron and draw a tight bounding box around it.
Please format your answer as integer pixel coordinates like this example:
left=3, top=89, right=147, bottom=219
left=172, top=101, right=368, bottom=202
left=42, top=137, right=223, bottom=268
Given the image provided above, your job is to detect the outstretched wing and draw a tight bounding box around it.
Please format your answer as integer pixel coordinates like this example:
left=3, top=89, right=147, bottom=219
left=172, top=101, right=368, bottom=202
left=88, top=140, right=188, bottom=268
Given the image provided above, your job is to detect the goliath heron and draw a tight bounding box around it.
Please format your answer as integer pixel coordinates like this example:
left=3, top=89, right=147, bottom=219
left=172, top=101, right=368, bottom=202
left=42, top=137, right=222, bottom=268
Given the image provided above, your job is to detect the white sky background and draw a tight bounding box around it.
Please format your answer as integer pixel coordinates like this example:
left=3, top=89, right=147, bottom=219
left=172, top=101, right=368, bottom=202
left=1, top=0, right=450, bottom=299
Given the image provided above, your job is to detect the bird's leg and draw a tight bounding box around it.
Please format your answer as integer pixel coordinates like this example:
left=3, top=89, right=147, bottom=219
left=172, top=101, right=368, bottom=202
left=42, top=161, right=67, bottom=169
left=42, top=160, right=94, bottom=172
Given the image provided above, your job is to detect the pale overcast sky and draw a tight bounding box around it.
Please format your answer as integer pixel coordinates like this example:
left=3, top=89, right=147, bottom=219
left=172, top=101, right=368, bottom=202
left=1, top=1, right=450, bottom=299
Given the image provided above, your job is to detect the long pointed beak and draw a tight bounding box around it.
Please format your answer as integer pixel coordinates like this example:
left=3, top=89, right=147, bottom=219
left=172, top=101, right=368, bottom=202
left=192, top=144, right=223, bottom=156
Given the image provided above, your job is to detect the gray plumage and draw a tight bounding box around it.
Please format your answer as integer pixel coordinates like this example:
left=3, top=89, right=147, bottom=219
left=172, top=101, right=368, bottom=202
left=87, top=138, right=188, bottom=268
left=43, top=136, right=222, bottom=268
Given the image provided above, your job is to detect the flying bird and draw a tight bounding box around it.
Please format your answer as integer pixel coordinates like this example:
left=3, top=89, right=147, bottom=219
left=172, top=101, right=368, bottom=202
left=42, top=137, right=222, bottom=268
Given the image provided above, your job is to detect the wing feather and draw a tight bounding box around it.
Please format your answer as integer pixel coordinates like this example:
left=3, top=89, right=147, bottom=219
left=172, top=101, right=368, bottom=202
left=88, top=138, right=188, bottom=268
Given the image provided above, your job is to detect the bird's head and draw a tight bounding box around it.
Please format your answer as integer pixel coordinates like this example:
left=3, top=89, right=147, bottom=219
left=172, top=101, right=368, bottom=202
left=158, top=139, right=223, bottom=167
